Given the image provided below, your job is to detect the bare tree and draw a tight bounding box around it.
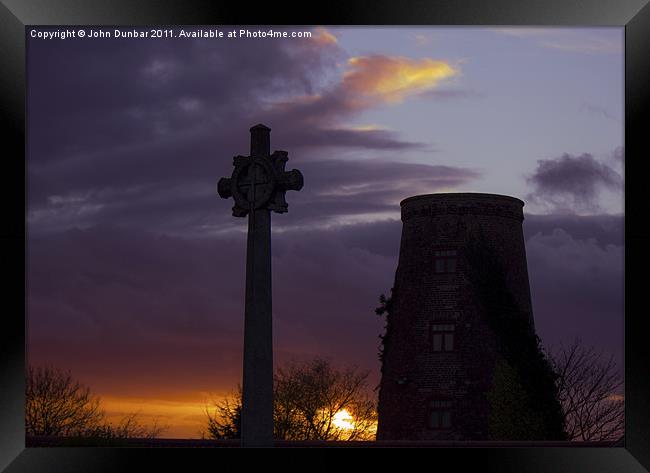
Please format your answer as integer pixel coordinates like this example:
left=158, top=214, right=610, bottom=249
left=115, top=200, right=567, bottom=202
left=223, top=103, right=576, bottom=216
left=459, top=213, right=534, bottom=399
left=274, top=358, right=377, bottom=441
left=86, top=412, right=167, bottom=440
left=204, top=388, right=242, bottom=440
left=548, top=339, right=624, bottom=441
left=204, top=358, right=377, bottom=441
left=26, top=365, right=167, bottom=439
left=26, top=365, right=104, bottom=436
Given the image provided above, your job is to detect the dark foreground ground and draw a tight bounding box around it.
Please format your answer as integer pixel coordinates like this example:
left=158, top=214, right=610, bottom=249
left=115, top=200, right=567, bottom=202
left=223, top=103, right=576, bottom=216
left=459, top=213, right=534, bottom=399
left=26, top=436, right=622, bottom=448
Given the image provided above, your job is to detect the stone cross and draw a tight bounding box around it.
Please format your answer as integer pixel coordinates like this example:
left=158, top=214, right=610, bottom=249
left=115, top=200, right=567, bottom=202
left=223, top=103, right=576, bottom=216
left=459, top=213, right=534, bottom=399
left=217, top=124, right=303, bottom=447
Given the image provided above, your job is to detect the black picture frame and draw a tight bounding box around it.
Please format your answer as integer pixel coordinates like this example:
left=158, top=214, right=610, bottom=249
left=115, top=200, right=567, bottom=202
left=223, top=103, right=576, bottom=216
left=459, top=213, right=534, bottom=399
left=2, top=0, right=648, bottom=470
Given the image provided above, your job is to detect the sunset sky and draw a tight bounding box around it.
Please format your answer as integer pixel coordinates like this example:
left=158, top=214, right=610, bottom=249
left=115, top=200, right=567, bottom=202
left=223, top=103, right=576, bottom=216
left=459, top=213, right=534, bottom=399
left=27, top=26, right=624, bottom=438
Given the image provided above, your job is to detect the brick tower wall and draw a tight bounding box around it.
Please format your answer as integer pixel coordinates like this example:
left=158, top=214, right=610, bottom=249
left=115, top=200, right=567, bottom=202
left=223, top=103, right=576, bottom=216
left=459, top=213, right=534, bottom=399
left=376, top=193, right=534, bottom=441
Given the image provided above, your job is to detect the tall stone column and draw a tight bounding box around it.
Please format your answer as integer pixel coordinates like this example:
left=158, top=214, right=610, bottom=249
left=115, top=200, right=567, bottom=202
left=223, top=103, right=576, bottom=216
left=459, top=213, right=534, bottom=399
left=217, top=124, right=304, bottom=447
left=241, top=125, right=274, bottom=447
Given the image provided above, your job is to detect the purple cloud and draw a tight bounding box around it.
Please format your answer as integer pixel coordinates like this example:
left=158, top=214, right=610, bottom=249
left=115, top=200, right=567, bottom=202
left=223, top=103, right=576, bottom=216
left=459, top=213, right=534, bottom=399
left=28, top=158, right=481, bottom=236
left=526, top=153, right=623, bottom=213
left=27, top=213, right=623, bottom=400
left=525, top=222, right=623, bottom=369
left=27, top=27, right=476, bottom=238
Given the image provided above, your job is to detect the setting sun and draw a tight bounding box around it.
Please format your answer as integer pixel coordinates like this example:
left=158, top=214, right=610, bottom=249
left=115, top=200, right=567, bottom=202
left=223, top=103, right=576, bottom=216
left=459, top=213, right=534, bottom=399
left=332, top=410, right=355, bottom=430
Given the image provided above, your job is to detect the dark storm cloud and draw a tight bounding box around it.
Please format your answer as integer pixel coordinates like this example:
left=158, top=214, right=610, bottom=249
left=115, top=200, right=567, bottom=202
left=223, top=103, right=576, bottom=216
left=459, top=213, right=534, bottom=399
left=27, top=222, right=395, bottom=395
left=304, top=160, right=478, bottom=193
left=257, top=55, right=459, bottom=151
left=524, top=213, right=623, bottom=248
left=27, top=30, right=342, bottom=204
left=27, top=225, right=249, bottom=395
left=27, top=28, right=471, bottom=235
left=274, top=160, right=480, bottom=230
left=28, top=213, right=623, bottom=397
left=525, top=226, right=623, bottom=367
left=28, top=158, right=480, bottom=235
left=525, top=153, right=622, bottom=212
left=292, top=159, right=480, bottom=215
left=520, top=213, right=624, bottom=371
left=28, top=28, right=340, bottom=164
left=27, top=30, right=455, bottom=195
left=281, top=127, right=429, bottom=151
left=315, top=219, right=402, bottom=258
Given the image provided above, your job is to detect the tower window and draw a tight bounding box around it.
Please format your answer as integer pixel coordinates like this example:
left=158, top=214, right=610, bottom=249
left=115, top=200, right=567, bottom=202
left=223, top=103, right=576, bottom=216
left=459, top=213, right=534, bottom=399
left=429, top=400, right=453, bottom=429
left=434, top=249, right=457, bottom=273
left=430, top=323, right=455, bottom=352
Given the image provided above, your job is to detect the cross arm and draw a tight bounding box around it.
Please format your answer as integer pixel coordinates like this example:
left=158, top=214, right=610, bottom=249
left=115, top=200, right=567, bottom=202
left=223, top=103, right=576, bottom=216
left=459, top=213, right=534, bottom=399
left=217, top=177, right=232, bottom=199
left=277, top=169, right=304, bottom=192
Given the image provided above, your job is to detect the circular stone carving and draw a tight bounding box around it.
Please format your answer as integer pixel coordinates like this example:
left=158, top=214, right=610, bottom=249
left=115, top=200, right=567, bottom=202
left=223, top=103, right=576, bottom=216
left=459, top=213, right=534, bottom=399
left=231, top=157, right=277, bottom=210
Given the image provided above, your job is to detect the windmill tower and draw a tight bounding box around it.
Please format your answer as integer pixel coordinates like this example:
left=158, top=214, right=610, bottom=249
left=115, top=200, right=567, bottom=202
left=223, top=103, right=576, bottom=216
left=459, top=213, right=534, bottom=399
left=376, top=193, right=536, bottom=440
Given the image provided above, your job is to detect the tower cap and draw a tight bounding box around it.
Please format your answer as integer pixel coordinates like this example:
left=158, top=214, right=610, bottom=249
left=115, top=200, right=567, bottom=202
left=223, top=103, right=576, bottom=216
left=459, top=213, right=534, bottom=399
left=400, top=192, right=524, bottom=208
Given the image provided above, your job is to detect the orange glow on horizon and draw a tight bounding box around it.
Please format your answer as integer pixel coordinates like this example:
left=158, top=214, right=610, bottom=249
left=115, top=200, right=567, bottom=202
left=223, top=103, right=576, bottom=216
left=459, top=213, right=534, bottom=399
left=100, top=397, right=380, bottom=440
left=101, top=395, right=225, bottom=439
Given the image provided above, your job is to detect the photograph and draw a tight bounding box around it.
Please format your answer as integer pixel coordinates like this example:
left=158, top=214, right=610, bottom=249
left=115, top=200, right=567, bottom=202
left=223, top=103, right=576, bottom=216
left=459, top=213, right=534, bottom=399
left=24, top=25, right=625, bottom=448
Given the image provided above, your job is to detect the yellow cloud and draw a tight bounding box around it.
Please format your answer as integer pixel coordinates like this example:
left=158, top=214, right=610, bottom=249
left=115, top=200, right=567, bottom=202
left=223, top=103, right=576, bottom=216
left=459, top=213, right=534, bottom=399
left=313, top=27, right=338, bottom=45
left=349, top=124, right=388, bottom=132
left=343, top=55, right=458, bottom=104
